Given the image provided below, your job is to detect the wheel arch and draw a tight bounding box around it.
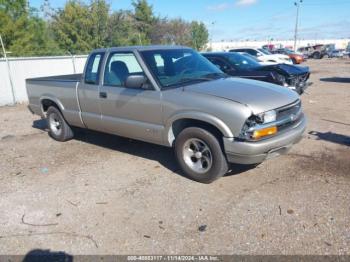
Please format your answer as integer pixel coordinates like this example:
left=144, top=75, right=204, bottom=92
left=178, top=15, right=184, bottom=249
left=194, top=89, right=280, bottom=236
left=40, top=96, right=65, bottom=116
left=165, top=112, right=233, bottom=147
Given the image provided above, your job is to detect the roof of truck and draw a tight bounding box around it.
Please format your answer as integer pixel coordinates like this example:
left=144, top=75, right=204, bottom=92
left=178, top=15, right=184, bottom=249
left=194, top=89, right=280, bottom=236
left=92, top=45, right=191, bottom=53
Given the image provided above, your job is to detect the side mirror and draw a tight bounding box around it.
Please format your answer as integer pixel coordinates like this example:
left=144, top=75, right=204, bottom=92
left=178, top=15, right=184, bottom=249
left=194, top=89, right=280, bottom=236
left=125, top=75, right=148, bottom=89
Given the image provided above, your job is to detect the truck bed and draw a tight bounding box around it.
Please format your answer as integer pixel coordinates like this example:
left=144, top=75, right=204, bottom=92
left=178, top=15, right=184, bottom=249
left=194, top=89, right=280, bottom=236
left=26, top=74, right=84, bottom=128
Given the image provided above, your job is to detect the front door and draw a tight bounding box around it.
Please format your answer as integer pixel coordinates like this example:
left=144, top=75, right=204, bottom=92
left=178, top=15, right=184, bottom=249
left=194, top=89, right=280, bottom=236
left=99, top=52, right=163, bottom=144
left=78, top=52, right=105, bottom=131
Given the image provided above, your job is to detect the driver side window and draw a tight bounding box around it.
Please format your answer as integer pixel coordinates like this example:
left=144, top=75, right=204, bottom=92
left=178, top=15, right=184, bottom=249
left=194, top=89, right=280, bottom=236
left=208, top=57, right=231, bottom=73
left=104, top=52, right=144, bottom=87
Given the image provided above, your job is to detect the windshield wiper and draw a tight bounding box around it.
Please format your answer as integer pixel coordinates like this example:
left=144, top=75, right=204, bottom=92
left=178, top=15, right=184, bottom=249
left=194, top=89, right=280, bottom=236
left=178, top=73, right=227, bottom=84
left=173, top=77, right=215, bottom=86
left=163, top=73, right=227, bottom=88
left=201, top=72, right=228, bottom=79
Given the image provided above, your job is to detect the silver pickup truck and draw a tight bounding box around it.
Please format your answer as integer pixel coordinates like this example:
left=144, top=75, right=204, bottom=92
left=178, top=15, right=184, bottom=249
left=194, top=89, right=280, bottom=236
left=27, top=46, right=306, bottom=183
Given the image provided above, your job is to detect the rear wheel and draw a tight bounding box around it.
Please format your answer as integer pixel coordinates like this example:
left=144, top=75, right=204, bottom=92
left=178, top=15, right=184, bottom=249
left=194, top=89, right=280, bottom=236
left=175, top=127, right=228, bottom=183
left=46, top=106, right=74, bottom=142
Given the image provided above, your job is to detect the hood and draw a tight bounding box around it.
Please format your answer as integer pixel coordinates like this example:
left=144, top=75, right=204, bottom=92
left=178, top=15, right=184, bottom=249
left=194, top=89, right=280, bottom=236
left=183, top=77, right=299, bottom=114
left=261, top=64, right=309, bottom=75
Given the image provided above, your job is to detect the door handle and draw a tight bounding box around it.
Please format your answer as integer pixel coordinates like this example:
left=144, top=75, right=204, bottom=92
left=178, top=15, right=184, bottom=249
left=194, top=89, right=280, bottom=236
left=99, top=92, right=107, bottom=98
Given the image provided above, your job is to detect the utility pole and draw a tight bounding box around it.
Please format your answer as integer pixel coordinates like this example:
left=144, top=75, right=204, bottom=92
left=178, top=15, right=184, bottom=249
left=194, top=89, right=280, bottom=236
left=0, top=34, right=16, bottom=105
left=67, top=51, right=76, bottom=74
left=293, top=0, right=303, bottom=51
left=209, top=21, right=216, bottom=51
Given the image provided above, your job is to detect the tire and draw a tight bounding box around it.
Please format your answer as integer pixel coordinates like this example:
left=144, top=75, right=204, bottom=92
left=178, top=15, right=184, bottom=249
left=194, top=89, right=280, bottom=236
left=313, top=52, right=321, bottom=59
left=46, top=106, right=74, bottom=142
left=175, top=127, right=228, bottom=183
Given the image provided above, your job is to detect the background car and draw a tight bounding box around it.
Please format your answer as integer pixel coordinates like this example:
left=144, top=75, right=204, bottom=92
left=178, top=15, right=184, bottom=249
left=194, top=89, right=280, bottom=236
left=202, top=52, right=310, bottom=95
left=297, top=44, right=326, bottom=59
left=238, top=52, right=277, bottom=65
left=229, top=47, right=293, bottom=65
left=271, top=48, right=305, bottom=64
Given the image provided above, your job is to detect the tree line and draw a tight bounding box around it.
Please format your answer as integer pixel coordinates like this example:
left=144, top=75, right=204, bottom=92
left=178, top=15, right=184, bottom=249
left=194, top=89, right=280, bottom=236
left=0, top=0, right=209, bottom=57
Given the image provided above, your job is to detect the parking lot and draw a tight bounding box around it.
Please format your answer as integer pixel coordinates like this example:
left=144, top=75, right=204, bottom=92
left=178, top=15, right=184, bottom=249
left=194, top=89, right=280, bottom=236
left=0, top=59, right=349, bottom=255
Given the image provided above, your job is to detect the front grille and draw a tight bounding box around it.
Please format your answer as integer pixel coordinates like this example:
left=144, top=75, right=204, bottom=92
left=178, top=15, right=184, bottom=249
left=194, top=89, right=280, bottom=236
left=276, top=100, right=302, bottom=121
left=276, top=100, right=302, bottom=131
left=277, top=113, right=303, bottom=132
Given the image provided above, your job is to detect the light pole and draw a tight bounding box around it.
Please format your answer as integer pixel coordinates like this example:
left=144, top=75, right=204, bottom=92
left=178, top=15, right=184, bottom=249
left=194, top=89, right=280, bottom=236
left=67, top=51, right=76, bottom=74
left=293, top=0, right=303, bottom=51
left=209, top=21, right=216, bottom=51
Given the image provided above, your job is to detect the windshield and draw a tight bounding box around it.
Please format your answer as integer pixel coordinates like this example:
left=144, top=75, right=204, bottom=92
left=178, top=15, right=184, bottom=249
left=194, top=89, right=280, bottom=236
left=258, top=48, right=272, bottom=55
left=140, top=49, right=225, bottom=88
left=226, top=52, right=261, bottom=69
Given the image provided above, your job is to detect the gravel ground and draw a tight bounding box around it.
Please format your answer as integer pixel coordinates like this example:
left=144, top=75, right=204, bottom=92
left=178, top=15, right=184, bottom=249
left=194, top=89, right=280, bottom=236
left=0, top=58, right=349, bottom=256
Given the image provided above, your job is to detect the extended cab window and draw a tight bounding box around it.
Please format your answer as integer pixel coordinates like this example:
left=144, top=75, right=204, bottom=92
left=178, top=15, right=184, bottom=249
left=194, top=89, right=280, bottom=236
left=85, top=53, right=104, bottom=85
left=104, top=52, right=144, bottom=87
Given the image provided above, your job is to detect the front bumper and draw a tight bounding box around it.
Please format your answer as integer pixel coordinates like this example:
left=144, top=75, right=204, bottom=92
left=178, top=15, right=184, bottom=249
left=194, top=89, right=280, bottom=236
left=287, top=81, right=312, bottom=95
left=224, top=115, right=307, bottom=164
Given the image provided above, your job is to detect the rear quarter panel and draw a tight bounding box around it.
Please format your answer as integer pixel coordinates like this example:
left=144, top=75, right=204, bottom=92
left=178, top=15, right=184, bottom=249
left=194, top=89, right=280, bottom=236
left=26, top=78, right=83, bottom=127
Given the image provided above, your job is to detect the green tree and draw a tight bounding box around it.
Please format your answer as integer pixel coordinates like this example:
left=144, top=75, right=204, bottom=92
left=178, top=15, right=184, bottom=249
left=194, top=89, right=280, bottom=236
left=190, top=21, right=209, bottom=50
left=107, top=10, right=139, bottom=46
left=50, top=1, right=93, bottom=54
left=90, top=0, right=109, bottom=48
left=132, top=0, right=154, bottom=45
left=50, top=0, right=109, bottom=54
left=0, top=0, right=209, bottom=56
left=0, top=0, right=61, bottom=56
left=150, top=18, right=192, bottom=46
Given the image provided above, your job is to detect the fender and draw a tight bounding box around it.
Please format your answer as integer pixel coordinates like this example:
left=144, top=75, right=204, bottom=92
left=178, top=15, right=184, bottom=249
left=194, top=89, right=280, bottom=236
left=39, top=95, right=65, bottom=116
left=164, top=111, right=234, bottom=146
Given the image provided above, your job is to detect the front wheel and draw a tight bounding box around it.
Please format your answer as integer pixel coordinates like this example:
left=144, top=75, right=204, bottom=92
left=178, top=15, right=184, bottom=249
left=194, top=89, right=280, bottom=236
left=175, top=127, right=228, bottom=183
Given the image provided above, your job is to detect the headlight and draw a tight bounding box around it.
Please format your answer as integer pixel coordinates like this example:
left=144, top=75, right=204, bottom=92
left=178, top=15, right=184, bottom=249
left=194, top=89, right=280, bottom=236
left=273, top=73, right=286, bottom=84
left=239, top=110, right=278, bottom=140
left=257, top=110, right=277, bottom=124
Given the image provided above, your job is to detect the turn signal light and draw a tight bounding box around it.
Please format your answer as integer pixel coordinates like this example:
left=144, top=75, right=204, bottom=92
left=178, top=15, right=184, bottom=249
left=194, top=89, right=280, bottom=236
left=252, top=126, right=277, bottom=140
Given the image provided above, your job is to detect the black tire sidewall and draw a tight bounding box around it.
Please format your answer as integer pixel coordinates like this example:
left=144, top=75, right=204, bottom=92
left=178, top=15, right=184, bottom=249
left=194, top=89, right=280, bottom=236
left=313, top=52, right=321, bottom=59
left=46, top=106, right=73, bottom=141
left=175, top=127, right=228, bottom=183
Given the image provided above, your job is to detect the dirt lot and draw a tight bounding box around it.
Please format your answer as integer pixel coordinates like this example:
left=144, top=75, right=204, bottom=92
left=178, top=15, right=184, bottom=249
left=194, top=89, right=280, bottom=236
left=0, top=58, right=349, bottom=256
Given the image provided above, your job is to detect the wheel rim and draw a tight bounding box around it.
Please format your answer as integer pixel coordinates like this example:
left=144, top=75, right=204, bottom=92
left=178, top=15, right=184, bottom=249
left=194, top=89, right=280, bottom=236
left=49, top=112, right=62, bottom=136
left=182, top=138, right=213, bottom=174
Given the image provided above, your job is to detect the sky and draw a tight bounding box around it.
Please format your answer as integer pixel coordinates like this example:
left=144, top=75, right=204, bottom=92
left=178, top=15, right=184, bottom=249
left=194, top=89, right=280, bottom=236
left=29, top=0, right=350, bottom=41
